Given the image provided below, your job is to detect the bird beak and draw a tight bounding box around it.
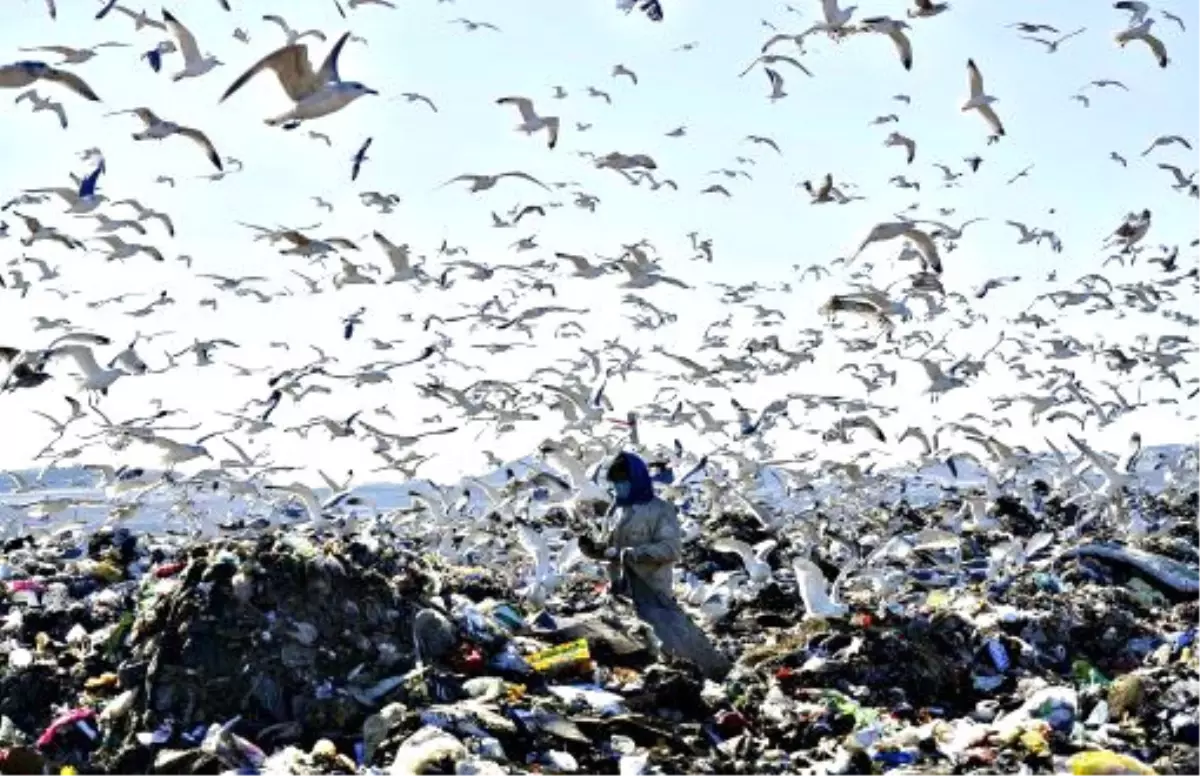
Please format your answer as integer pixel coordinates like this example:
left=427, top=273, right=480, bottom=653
left=365, top=88, right=379, bottom=96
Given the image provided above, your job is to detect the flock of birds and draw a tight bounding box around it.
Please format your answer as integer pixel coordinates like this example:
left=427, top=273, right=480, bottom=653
left=0, top=0, right=1197, bottom=612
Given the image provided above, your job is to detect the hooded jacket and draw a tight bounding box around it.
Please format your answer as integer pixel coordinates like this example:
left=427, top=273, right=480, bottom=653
left=604, top=451, right=682, bottom=599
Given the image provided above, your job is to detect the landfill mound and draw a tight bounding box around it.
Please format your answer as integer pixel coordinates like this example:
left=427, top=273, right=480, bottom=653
left=1, top=492, right=1198, bottom=775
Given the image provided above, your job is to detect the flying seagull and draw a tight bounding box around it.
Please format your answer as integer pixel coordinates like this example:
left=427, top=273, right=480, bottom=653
left=859, top=17, right=914, bottom=71
left=0, top=61, right=101, bottom=102
left=1022, top=26, right=1086, bottom=53
left=1115, top=19, right=1168, bottom=68
left=351, top=137, right=372, bottom=180
left=496, top=96, right=560, bottom=149
left=162, top=9, right=224, bottom=80
left=962, top=59, right=1005, bottom=141
left=220, top=31, right=377, bottom=128
left=108, top=107, right=223, bottom=170
left=14, top=88, right=68, bottom=128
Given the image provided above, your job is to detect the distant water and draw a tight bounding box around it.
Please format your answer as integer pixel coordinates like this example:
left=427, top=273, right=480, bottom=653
left=0, top=443, right=1194, bottom=538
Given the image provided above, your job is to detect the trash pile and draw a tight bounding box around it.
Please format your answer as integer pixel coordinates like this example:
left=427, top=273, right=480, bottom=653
left=1, top=489, right=1198, bottom=775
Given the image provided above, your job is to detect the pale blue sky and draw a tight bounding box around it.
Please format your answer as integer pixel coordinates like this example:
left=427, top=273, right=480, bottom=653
left=0, top=0, right=1196, bottom=483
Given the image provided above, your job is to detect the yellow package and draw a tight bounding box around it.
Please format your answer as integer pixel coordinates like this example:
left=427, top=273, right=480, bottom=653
left=528, top=639, right=590, bottom=672
left=1067, top=750, right=1157, bottom=775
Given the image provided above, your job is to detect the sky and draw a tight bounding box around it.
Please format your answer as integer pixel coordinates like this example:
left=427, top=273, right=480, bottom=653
left=0, top=0, right=1197, bottom=487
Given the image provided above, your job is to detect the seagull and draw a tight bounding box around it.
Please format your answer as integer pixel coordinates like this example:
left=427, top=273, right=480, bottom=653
left=163, top=9, right=224, bottom=80
left=101, top=4, right=168, bottom=30
left=612, top=64, right=638, bottom=84
left=745, top=135, right=782, bottom=154
left=809, top=0, right=858, bottom=36
left=440, top=171, right=550, bottom=193
left=855, top=220, right=942, bottom=273
left=962, top=59, right=1005, bottom=140
left=1022, top=26, right=1086, bottom=53
left=1141, top=135, right=1192, bottom=155
left=858, top=17, right=914, bottom=70
left=1161, top=11, right=1186, bottom=31
left=262, top=14, right=328, bottom=45
left=1115, top=19, right=1169, bottom=68
left=1113, top=1, right=1149, bottom=27
left=399, top=92, right=437, bottom=111
left=0, top=61, right=101, bottom=102
left=884, top=131, right=916, bottom=164
left=44, top=343, right=128, bottom=400
left=17, top=43, right=130, bottom=65
left=496, top=96, right=560, bottom=149
left=13, top=89, right=67, bottom=128
left=108, top=107, right=223, bottom=170
left=450, top=17, right=500, bottom=32
left=765, top=68, right=787, bottom=101
left=351, top=137, right=372, bottom=181
left=907, top=0, right=948, bottom=19
left=220, top=32, right=377, bottom=128
left=738, top=54, right=812, bottom=78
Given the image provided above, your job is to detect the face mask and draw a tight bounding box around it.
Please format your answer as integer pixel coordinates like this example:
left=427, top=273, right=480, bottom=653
left=612, top=481, right=632, bottom=500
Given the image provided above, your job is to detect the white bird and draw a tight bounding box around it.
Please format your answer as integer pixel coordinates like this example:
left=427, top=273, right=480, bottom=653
left=162, top=9, right=224, bottom=81
left=884, top=131, right=916, bottom=164
left=855, top=220, right=942, bottom=273
left=859, top=17, right=913, bottom=70
left=372, top=231, right=422, bottom=282
left=262, top=14, right=328, bottom=45
left=764, top=67, right=787, bottom=101
left=1113, top=1, right=1150, bottom=26
left=399, top=92, right=437, bottom=112
left=495, top=96, right=560, bottom=149
left=16, top=42, right=129, bottom=65
left=1114, top=19, right=1169, bottom=68
left=45, top=344, right=127, bottom=399
left=0, top=61, right=101, bottom=102
left=131, top=431, right=220, bottom=467
left=792, top=558, right=848, bottom=619
left=13, top=88, right=67, bottom=128
left=106, top=5, right=168, bottom=31
left=712, top=538, right=777, bottom=583
left=962, top=59, right=1005, bottom=140
left=810, top=0, right=858, bottom=36
left=265, top=481, right=359, bottom=527
left=109, top=107, right=223, bottom=170
left=220, top=32, right=377, bottom=128
left=612, top=64, right=638, bottom=84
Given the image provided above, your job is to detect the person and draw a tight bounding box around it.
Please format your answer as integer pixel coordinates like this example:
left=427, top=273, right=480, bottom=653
left=583, top=450, right=731, bottom=680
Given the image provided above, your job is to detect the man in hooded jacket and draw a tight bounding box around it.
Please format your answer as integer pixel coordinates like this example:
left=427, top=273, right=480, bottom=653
left=582, top=450, right=731, bottom=679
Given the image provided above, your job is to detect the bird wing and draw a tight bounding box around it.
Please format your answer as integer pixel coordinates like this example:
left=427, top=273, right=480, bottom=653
left=163, top=10, right=202, bottom=63
left=178, top=127, right=223, bottom=170
left=314, top=31, right=352, bottom=85
left=712, top=538, right=755, bottom=571
left=516, top=524, right=552, bottom=583
left=499, top=171, right=550, bottom=190
left=889, top=28, right=913, bottom=69
left=49, top=101, right=68, bottom=128
left=966, top=59, right=984, bottom=98
left=977, top=103, right=1004, bottom=136
left=1140, top=32, right=1168, bottom=66
left=54, top=344, right=103, bottom=376
left=497, top=96, right=537, bottom=123
left=221, top=42, right=316, bottom=103
left=41, top=66, right=100, bottom=101
left=903, top=227, right=942, bottom=273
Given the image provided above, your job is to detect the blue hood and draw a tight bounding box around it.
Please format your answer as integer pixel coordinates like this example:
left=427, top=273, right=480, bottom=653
left=611, top=451, right=655, bottom=506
